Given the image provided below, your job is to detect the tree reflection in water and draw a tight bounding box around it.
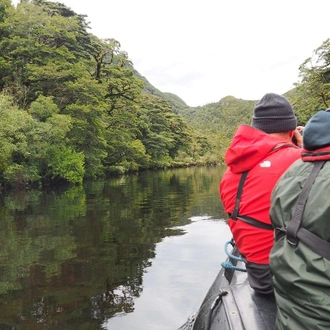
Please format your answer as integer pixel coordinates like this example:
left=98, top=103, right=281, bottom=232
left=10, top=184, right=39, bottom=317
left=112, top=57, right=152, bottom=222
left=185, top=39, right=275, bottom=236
left=0, top=166, right=226, bottom=329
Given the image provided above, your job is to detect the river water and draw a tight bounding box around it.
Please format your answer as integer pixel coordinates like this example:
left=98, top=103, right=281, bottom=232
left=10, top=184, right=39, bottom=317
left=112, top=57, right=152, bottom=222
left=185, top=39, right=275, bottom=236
left=0, top=165, right=232, bottom=330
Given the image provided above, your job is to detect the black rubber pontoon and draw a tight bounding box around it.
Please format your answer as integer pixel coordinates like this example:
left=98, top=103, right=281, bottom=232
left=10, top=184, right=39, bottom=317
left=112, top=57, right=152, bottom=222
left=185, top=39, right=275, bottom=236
left=179, top=245, right=276, bottom=330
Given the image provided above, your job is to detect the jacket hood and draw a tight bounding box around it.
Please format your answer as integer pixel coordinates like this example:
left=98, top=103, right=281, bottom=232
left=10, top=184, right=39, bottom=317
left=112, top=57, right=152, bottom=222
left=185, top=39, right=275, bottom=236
left=225, top=125, right=293, bottom=173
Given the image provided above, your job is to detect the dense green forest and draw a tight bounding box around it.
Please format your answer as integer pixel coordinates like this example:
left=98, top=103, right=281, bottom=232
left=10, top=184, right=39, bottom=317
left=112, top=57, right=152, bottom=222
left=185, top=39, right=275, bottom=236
left=1, top=0, right=330, bottom=189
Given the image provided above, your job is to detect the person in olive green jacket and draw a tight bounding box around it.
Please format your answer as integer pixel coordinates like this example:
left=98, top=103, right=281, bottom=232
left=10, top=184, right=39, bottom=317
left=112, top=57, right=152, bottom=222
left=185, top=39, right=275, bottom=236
left=269, top=109, right=330, bottom=330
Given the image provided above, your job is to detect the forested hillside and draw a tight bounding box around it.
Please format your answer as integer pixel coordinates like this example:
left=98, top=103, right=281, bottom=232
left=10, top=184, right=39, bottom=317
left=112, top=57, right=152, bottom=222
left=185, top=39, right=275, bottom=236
left=133, top=68, right=188, bottom=113
left=177, top=96, right=256, bottom=158
left=1, top=0, right=330, bottom=190
left=0, top=0, right=201, bottom=189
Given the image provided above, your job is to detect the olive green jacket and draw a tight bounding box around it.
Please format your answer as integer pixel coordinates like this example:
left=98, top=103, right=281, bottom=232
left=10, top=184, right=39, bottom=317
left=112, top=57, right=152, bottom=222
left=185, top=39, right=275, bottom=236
left=269, top=159, right=330, bottom=330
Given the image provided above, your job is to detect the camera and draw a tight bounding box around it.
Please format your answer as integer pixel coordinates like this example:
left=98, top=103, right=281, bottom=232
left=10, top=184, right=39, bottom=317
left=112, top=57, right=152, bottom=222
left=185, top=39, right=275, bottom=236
left=292, top=129, right=303, bottom=146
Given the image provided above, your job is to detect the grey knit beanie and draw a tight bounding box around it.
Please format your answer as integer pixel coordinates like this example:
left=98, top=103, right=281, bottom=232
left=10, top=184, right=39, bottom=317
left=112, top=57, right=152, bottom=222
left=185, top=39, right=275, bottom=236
left=303, top=109, right=330, bottom=150
left=251, top=93, right=297, bottom=133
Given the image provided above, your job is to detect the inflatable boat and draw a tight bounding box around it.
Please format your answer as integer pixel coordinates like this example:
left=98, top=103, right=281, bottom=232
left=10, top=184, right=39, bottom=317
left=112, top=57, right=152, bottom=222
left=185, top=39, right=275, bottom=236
left=178, top=240, right=276, bottom=330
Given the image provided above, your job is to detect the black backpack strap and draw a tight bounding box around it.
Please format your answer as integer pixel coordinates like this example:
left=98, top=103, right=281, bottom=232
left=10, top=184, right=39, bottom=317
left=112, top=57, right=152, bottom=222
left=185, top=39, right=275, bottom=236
left=276, top=160, right=330, bottom=261
left=230, top=144, right=297, bottom=231
left=286, top=161, right=325, bottom=245
left=231, top=170, right=248, bottom=220
left=297, top=228, right=330, bottom=261
left=228, top=170, right=273, bottom=230
left=236, top=215, right=274, bottom=230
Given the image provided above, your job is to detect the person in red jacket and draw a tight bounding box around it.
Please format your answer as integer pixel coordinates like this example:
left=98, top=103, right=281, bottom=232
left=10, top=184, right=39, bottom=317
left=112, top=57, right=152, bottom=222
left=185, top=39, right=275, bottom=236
left=220, top=93, right=302, bottom=295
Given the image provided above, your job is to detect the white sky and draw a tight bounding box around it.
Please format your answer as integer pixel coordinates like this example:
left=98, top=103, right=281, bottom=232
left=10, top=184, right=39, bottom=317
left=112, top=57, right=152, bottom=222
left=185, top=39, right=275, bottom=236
left=12, top=0, right=330, bottom=106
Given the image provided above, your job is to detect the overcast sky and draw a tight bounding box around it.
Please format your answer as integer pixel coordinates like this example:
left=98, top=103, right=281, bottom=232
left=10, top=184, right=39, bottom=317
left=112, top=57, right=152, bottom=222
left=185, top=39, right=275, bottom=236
left=12, top=0, right=330, bottom=106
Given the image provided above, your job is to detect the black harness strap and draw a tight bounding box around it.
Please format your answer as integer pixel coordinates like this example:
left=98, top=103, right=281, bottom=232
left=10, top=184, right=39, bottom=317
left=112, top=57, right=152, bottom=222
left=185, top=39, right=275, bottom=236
left=275, top=161, right=330, bottom=261
left=297, top=228, right=330, bottom=261
left=236, top=215, right=274, bottom=230
left=229, top=144, right=299, bottom=231
left=231, top=171, right=248, bottom=220
left=229, top=170, right=273, bottom=231
left=286, top=161, right=325, bottom=245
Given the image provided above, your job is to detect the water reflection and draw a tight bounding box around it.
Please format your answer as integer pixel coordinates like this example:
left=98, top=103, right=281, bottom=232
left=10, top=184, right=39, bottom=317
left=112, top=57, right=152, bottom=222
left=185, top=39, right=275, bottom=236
left=0, top=166, right=228, bottom=329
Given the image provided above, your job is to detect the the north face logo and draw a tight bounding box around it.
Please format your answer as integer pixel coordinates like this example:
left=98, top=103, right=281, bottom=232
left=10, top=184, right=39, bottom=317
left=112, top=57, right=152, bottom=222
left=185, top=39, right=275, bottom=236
left=260, top=160, right=271, bottom=167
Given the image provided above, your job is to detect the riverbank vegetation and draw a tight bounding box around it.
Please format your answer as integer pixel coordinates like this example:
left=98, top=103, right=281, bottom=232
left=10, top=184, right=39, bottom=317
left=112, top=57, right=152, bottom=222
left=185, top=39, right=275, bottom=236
left=1, top=0, right=330, bottom=189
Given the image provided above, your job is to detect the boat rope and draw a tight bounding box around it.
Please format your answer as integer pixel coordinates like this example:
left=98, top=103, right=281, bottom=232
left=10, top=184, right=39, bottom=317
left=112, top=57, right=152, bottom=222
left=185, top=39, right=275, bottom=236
left=185, top=289, right=228, bottom=330
left=205, top=290, right=228, bottom=330
left=221, top=239, right=247, bottom=272
left=221, top=260, right=246, bottom=272
left=181, top=240, right=244, bottom=329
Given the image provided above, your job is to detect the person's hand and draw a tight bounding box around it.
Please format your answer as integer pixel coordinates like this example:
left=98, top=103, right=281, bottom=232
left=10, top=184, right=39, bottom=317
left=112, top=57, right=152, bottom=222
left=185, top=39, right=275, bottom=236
left=293, top=126, right=304, bottom=147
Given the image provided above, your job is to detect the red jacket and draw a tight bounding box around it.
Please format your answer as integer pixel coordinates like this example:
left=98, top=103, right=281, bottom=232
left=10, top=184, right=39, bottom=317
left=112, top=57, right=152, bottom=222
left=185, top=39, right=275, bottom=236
left=220, top=125, right=301, bottom=264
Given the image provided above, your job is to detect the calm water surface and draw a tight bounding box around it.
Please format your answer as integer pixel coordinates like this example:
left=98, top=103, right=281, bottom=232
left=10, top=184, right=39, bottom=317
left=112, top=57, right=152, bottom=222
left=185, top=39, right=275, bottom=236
left=0, top=166, right=231, bottom=330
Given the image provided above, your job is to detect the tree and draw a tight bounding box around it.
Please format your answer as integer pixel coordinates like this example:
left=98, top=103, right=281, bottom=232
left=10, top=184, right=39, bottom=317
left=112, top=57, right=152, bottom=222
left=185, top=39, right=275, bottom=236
left=90, top=36, right=129, bottom=82
left=0, top=94, right=85, bottom=187
left=137, top=95, right=192, bottom=166
left=0, top=0, right=92, bottom=108
left=105, top=66, right=144, bottom=114
left=292, top=38, right=330, bottom=123
left=0, top=94, right=35, bottom=186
